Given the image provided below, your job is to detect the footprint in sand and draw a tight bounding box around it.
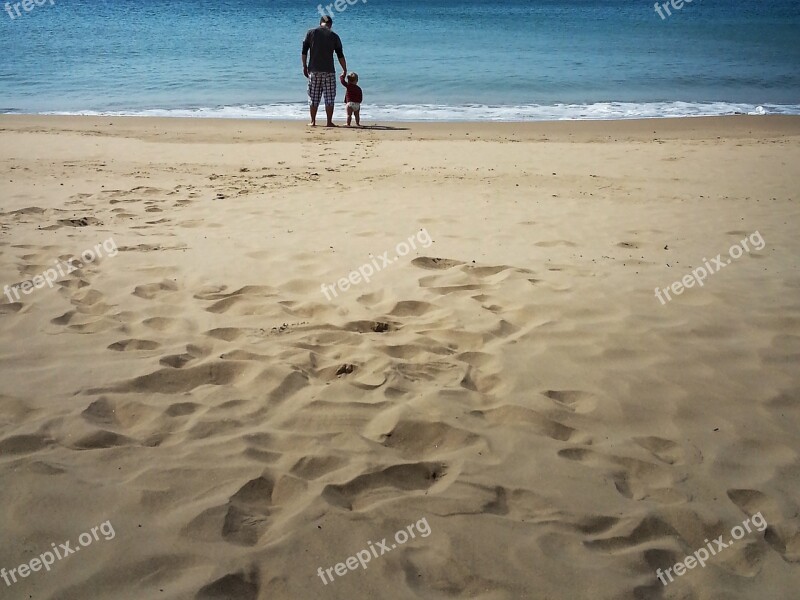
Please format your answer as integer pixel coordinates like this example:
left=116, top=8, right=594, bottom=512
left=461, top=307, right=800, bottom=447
left=322, top=461, right=447, bottom=510
left=472, top=405, right=586, bottom=443
left=411, top=257, right=464, bottom=270
left=133, top=279, right=179, bottom=300
left=56, top=216, right=102, bottom=228
left=374, top=419, right=482, bottom=459
left=291, top=455, right=346, bottom=480
left=557, top=446, right=688, bottom=504
left=160, top=343, right=211, bottom=368
left=196, top=570, right=259, bottom=600
left=108, top=339, right=161, bottom=351
left=89, top=361, right=248, bottom=395
left=544, top=390, right=598, bottom=414
left=0, top=434, right=55, bottom=455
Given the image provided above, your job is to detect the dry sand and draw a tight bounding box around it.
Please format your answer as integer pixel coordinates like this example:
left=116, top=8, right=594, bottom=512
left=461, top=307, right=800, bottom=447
left=0, top=114, right=799, bottom=600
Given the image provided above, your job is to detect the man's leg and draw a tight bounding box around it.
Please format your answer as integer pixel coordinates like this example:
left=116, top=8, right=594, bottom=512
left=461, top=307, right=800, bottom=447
left=323, top=73, right=337, bottom=126
left=308, top=73, right=322, bottom=126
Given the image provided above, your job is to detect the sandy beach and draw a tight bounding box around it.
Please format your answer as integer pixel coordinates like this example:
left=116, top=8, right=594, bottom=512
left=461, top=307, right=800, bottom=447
left=1, top=114, right=799, bottom=600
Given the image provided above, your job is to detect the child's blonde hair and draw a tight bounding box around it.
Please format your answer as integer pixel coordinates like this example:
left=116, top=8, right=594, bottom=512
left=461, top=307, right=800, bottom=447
left=347, top=72, right=358, bottom=83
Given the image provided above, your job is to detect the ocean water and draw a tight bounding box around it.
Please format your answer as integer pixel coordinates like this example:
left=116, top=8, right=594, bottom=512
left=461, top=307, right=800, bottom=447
left=1, top=0, right=799, bottom=121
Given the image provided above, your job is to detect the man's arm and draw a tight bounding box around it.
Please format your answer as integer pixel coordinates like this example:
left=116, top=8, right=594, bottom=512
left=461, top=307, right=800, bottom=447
left=302, top=31, right=311, bottom=78
left=335, top=36, right=346, bottom=78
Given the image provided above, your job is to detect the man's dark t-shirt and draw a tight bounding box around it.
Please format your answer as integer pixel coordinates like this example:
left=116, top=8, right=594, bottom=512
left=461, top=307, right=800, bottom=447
left=303, top=27, right=344, bottom=73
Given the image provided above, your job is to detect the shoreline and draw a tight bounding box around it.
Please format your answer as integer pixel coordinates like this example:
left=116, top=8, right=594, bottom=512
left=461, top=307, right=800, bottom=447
left=4, top=99, right=800, bottom=122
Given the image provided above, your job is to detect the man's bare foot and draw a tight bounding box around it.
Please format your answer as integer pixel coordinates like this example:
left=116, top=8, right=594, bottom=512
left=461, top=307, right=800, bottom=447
left=325, top=122, right=337, bottom=127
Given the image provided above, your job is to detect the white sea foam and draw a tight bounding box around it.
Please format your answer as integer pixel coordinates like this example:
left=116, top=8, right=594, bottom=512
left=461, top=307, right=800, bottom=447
left=38, top=102, right=800, bottom=122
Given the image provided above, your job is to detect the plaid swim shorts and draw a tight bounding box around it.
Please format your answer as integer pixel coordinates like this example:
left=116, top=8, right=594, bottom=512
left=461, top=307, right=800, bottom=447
left=308, top=71, right=337, bottom=107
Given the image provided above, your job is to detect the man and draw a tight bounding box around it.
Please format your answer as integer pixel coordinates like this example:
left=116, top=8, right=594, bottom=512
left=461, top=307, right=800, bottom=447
left=302, top=15, right=347, bottom=127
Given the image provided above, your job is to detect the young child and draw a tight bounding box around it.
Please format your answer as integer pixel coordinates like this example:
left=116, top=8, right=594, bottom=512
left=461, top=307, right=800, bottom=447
left=339, top=71, right=363, bottom=127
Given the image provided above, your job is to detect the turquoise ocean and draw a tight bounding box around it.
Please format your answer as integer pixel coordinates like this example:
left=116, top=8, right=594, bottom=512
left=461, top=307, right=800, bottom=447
left=1, top=0, right=799, bottom=120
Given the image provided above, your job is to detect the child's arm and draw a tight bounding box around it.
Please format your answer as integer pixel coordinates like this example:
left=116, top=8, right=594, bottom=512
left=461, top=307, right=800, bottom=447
left=339, top=73, right=347, bottom=86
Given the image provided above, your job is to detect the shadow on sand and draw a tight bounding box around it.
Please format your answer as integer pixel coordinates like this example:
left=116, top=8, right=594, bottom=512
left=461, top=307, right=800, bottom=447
left=347, top=124, right=411, bottom=131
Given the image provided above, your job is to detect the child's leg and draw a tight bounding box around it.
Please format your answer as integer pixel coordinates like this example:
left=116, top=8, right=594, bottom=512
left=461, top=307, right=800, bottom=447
left=346, top=106, right=353, bottom=126
left=354, top=109, right=360, bottom=126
